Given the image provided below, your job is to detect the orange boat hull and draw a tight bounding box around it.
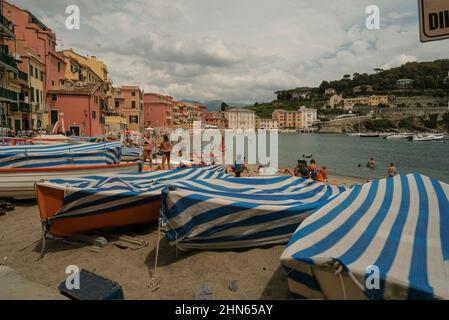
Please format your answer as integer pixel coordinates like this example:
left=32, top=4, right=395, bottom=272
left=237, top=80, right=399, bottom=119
left=36, top=184, right=160, bottom=237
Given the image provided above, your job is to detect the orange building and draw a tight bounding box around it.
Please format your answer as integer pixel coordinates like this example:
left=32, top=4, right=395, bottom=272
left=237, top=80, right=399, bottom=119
left=46, top=83, right=103, bottom=136
left=115, top=85, right=142, bottom=132
left=143, top=93, right=173, bottom=129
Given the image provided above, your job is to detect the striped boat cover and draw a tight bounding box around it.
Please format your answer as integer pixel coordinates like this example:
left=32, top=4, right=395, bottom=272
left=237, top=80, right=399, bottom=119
left=161, top=176, right=348, bottom=251
left=41, top=165, right=228, bottom=221
left=121, top=147, right=143, bottom=160
left=0, top=142, right=121, bottom=168
left=280, top=174, right=449, bottom=300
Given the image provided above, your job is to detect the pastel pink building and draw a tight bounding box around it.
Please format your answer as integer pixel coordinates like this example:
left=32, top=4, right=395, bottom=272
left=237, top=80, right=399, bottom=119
left=5, top=2, right=66, bottom=92
left=46, top=83, right=103, bottom=136
left=143, top=93, right=173, bottom=128
left=115, top=85, right=142, bottom=132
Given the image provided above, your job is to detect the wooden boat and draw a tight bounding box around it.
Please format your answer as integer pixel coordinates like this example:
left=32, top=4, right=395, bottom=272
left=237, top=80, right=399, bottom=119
left=36, top=178, right=159, bottom=238
left=0, top=162, right=141, bottom=200
left=359, top=133, right=380, bottom=138
left=35, top=165, right=227, bottom=238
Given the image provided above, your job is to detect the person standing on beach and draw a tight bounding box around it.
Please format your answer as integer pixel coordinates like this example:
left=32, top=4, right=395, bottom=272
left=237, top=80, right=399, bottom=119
left=160, top=134, right=172, bottom=170
left=143, top=131, right=153, bottom=167
left=387, top=163, right=397, bottom=178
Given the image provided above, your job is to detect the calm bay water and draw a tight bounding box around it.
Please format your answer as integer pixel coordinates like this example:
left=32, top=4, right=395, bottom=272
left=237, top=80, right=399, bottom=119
left=277, top=133, right=449, bottom=183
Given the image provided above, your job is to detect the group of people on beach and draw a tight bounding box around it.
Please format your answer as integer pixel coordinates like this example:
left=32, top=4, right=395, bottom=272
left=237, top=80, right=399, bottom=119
left=142, top=131, right=173, bottom=170
left=365, top=157, right=398, bottom=178
left=281, top=158, right=329, bottom=182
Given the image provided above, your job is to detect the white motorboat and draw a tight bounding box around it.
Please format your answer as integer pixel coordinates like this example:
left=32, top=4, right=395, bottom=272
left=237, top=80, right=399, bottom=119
left=385, top=133, right=414, bottom=140
left=411, top=133, right=446, bottom=142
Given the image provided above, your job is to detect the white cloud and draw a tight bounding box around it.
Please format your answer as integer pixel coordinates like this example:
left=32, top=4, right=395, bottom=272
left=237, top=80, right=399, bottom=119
left=11, top=0, right=449, bottom=104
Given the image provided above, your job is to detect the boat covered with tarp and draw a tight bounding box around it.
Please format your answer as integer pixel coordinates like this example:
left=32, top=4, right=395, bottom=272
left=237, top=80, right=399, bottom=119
left=280, top=173, right=449, bottom=300
left=161, top=176, right=348, bottom=251
left=0, top=142, right=122, bottom=168
left=36, top=165, right=228, bottom=237
left=0, top=142, right=139, bottom=199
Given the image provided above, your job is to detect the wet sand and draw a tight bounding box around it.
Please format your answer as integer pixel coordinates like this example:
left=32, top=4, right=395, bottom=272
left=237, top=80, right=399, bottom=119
left=0, top=174, right=363, bottom=300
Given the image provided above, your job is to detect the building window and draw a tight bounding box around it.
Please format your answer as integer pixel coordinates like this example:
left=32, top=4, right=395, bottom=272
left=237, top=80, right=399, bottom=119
left=92, top=111, right=96, bottom=119
left=115, top=101, right=120, bottom=109
left=131, top=101, right=136, bottom=108
left=36, top=89, right=39, bottom=104
left=51, top=94, right=57, bottom=101
left=29, top=64, right=33, bottom=77
left=57, top=61, right=61, bottom=73
left=52, top=80, right=55, bottom=86
left=34, top=67, right=38, bottom=78
left=31, top=88, right=35, bottom=102
left=131, top=91, right=136, bottom=97
left=130, top=115, right=138, bottom=123
left=40, top=71, right=44, bottom=81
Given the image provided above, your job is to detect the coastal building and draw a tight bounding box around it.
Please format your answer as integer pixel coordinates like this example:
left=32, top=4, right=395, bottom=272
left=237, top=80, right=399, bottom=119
left=62, top=49, right=114, bottom=111
left=204, top=111, right=226, bottom=130
left=256, top=118, right=278, bottom=130
left=328, top=94, right=343, bottom=109
left=117, top=85, right=143, bottom=132
left=272, top=109, right=302, bottom=130
left=224, top=108, right=256, bottom=130
left=4, top=1, right=67, bottom=133
left=396, top=79, right=414, bottom=89
left=353, top=85, right=373, bottom=94
left=171, top=101, right=206, bottom=129
left=325, top=88, right=337, bottom=95
left=0, top=1, right=21, bottom=132
left=298, top=106, right=317, bottom=128
left=46, top=83, right=103, bottom=136
left=143, top=93, right=173, bottom=129
left=343, top=95, right=389, bottom=110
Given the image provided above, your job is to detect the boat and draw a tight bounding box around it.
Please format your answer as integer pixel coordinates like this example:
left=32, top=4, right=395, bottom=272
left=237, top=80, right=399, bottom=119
left=35, top=165, right=227, bottom=238
left=1, top=162, right=141, bottom=199
left=161, top=176, right=348, bottom=251
left=0, top=142, right=130, bottom=199
left=121, top=147, right=143, bottom=161
left=411, top=133, right=445, bottom=142
left=281, top=174, right=449, bottom=300
left=359, top=133, right=380, bottom=138
left=384, top=133, right=414, bottom=140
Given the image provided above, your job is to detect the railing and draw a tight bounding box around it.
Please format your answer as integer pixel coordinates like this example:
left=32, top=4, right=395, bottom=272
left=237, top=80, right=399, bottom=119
left=0, top=15, right=15, bottom=34
left=0, top=87, right=18, bottom=101
left=18, top=70, right=28, bottom=82
left=0, top=51, right=18, bottom=70
left=19, top=102, right=32, bottom=113
left=9, top=103, right=18, bottom=112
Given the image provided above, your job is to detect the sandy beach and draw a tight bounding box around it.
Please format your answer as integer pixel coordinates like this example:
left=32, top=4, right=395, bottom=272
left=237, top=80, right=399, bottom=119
left=0, top=174, right=364, bottom=300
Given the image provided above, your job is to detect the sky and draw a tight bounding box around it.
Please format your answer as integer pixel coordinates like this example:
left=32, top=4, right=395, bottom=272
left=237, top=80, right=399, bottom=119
left=11, top=0, right=449, bottom=104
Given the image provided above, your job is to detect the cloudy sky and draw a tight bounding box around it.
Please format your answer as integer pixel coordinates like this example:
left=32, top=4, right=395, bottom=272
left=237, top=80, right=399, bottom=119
left=12, top=0, right=448, bottom=104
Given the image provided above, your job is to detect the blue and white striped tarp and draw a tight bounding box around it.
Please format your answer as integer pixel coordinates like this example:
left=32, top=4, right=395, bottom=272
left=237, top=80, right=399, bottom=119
left=121, top=147, right=143, bottom=161
left=0, top=142, right=121, bottom=168
left=161, top=176, right=348, bottom=250
left=280, top=174, right=449, bottom=300
left=39, top=165, right=227, bottom=221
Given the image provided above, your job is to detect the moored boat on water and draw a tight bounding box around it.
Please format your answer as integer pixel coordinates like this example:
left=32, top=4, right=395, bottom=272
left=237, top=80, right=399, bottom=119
left=384, top=133, right=414, bottom=140
left=411, top=133, right=445, bottom=142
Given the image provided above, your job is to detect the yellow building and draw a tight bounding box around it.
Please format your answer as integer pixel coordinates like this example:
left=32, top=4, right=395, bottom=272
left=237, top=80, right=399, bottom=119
left=343, top=95, right=389, bottom=110
left=62, top=49, right=114, bottom=110
left=272, top=109, right=302, bottom=130
left=26, top=49, right=46, bottom=130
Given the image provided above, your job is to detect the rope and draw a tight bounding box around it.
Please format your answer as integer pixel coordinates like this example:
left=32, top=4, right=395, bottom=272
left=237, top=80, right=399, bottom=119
left=333, top=261, right=347, bottom=300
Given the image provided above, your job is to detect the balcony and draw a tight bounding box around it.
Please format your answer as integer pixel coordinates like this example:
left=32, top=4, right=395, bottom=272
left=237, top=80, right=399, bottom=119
left=9, top=103, right=19, bottom=113
left=0, top=15, right=15, bottom=38
left=0, top=51, right=18, bottom=71
left=19, top=102, right=32, bottom=113
left=0, top=87, right=18, bottom=102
